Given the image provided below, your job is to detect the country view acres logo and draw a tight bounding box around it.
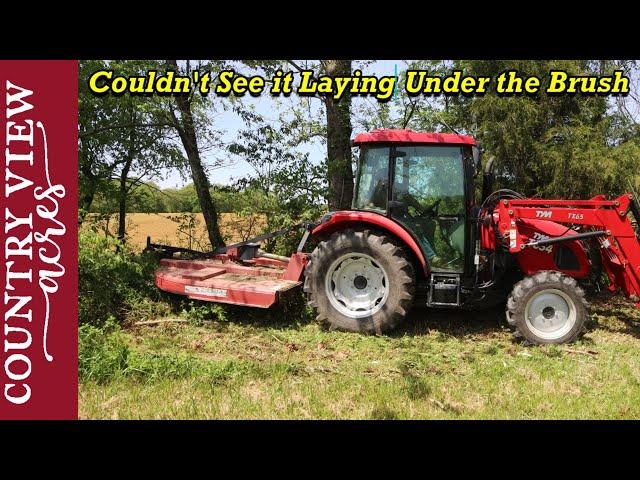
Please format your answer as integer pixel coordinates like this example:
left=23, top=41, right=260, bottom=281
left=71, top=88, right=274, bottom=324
left=3, top=79, right=66, bottom=406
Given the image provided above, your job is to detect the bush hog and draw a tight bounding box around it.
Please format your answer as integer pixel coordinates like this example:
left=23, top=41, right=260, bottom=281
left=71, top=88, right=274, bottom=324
left=151, top=129, right=640, bottom=345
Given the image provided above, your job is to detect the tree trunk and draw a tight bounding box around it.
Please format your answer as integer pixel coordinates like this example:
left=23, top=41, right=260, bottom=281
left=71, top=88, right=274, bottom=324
left=117, top=155, right=133, bottom=243
left=117, top=109, right=138, bottom=244
left=182, top=133, right=225, bottom=248
left=167, top=60, right=225, bottom=248
left=78, top=152, right=99, bottom=225
left=322, top=60, right=354, bottom=211
left=78, top=175, right=97, bottom=225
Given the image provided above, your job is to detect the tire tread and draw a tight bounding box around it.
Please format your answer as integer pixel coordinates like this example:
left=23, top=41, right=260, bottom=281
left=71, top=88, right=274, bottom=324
left=506, top=269, right=588, bottom=344
left=304, top=229, right=415, bottom=334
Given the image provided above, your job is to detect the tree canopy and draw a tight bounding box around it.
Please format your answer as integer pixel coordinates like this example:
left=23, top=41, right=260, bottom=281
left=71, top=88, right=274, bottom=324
left=79, top=59, right=640, bottom=250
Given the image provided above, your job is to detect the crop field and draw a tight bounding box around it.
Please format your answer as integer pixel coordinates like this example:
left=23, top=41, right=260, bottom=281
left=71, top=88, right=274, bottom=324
left=79, top=294, right=640, bottom=420
left=81, top=212, right=266, bottom=251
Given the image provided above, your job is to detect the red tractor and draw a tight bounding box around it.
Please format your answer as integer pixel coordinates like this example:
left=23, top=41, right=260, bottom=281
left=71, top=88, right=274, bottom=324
left=152, top=129, right=640, bottom=345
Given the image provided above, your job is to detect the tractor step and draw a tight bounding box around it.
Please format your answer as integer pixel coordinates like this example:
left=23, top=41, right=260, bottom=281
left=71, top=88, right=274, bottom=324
left=154, top=253, right=308, bottom=308
left=428, top=273, right=461, bottom=307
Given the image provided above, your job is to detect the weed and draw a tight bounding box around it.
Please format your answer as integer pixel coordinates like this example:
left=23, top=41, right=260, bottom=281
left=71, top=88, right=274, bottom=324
left=78, top=321, right=130, bottom=384
left=180, top=302, right=228, bottom=325
left=404, top=375, right=432, bottom=400
left=79, top=232, right=167, bottom=327
left=370, top=403, right=399, bottom=420
left=482, top=344, right=500, bottom=355
left=126, top=353, right=202, bottom=382
left=544, top=345, right=563, bottom=358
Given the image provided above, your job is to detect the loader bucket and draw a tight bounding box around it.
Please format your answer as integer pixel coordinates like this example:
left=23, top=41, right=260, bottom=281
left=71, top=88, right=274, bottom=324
left=154, top=252, right=308, bottom=308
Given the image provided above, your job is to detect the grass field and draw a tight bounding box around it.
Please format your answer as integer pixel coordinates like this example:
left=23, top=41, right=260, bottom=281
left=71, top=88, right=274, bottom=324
left=79, top=294, right=640, bottom=420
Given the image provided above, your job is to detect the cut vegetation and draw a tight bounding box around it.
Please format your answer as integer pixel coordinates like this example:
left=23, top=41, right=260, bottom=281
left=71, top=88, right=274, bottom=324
left=79, top=295, right=640, bottom=420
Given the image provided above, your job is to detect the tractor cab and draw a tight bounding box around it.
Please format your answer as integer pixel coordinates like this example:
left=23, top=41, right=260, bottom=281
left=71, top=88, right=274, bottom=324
left=352, top=129, right=479, bottom=275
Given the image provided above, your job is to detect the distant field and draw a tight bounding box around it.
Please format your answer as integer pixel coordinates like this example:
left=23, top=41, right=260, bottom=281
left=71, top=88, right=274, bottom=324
left=82, top=213, right=267, bottom=251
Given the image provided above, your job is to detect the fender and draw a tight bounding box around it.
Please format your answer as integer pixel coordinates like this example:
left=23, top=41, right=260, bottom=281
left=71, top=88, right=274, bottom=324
left=311, top=211, right=429, bottom=274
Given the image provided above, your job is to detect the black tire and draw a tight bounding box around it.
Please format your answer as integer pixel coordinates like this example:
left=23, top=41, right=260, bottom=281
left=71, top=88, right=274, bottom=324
left=304, top=229, right=415, bottom=334
left=506, top=270, right=588, bottom=345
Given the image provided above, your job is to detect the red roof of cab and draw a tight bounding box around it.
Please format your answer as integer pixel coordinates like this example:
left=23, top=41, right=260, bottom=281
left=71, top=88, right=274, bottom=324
left=352, top=129, right=476, bottom=146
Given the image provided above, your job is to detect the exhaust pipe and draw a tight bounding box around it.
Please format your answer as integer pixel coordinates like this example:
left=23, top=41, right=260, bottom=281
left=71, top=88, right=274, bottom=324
left=481, top=156, right=495, bottom=202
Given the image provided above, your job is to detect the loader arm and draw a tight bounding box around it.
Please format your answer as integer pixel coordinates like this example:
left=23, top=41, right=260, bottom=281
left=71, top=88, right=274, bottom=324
left=493, top=193, right=640, bottom=307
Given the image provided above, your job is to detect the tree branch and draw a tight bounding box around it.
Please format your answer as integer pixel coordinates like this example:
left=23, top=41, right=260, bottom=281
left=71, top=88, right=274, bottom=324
left=286, top=60, right=325, bottom=103
left=401, top=97, right=419, bottom=129
left=79, top=122, right=172, bottom=139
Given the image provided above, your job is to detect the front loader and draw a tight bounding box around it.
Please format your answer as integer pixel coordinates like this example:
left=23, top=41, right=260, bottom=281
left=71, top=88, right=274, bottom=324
left=152, top=129, right=640, bottom=345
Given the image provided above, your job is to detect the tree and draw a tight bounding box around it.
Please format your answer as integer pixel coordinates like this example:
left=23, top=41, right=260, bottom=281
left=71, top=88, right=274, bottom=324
left=285, top=60, right=355, bottom=210
left=230, top=123, right=326, bottom=208
left=78, top=60, right=122, bottom=224
left=322, top=60, right=355, bottom=210
left=112, top=103, right=182, bottom=242
left=78, top=60, right=183, bottom=243
left=227, top=111, right=327, bottom=253
left=453, top=60, right=640, bottom=198
left=165, top=60, right=226, bottom=248
left=352, top=60, right=457, bottom=133
left=80, top=59, right=237, bottom=248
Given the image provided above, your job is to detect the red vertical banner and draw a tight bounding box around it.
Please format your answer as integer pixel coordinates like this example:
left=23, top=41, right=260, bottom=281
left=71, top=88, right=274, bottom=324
left=1, top=60, right=78, bottom=419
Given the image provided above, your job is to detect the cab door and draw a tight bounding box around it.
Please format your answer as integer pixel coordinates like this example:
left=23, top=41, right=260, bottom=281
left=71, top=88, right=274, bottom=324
left=390, top=145, right=467, bottom=273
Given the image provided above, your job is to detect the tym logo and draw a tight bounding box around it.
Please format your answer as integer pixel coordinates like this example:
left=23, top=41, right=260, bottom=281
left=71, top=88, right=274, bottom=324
left=536, top=210, right=552, bottom=219
left=532, top=232, right=553, bottom=253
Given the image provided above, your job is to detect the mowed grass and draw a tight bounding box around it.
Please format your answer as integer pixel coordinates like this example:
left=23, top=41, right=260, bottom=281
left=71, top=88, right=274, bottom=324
left=79, top=295, right=640, bottom=420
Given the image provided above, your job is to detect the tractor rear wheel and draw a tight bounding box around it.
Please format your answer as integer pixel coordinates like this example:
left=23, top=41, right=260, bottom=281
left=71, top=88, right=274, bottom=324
left=304, top=229, right=415, bottom=334
left=506, top=271, right=588, bottom=345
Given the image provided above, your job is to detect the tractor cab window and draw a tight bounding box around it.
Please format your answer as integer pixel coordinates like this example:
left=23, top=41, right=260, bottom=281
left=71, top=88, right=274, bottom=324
left=354, top=146, right=389, bottom=213
left=392, top=146, right=466, bottom=272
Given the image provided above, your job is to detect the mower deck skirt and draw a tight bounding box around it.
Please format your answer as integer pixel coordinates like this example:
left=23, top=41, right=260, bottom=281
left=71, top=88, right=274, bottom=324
left=154, top=256, right=304, bottom=308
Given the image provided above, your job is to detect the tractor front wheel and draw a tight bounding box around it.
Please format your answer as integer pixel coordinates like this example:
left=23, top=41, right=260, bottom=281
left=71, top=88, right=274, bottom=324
left=506, top=271, right=588, bottom=344
left=304, top=229, right=415, bottom=334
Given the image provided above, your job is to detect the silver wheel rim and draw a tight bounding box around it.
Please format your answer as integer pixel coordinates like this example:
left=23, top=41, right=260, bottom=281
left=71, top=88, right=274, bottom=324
left=325, top=253, right=389, bottom=318
left=524, top=289, right=577, bottom=340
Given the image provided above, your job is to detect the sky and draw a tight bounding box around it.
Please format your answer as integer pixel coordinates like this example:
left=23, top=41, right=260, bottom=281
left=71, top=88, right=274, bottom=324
left=156, top=60, right=402, bottom=189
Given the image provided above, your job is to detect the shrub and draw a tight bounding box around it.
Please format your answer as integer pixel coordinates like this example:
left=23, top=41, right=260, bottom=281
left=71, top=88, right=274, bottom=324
left=78, top=232, right=165, bottom=326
